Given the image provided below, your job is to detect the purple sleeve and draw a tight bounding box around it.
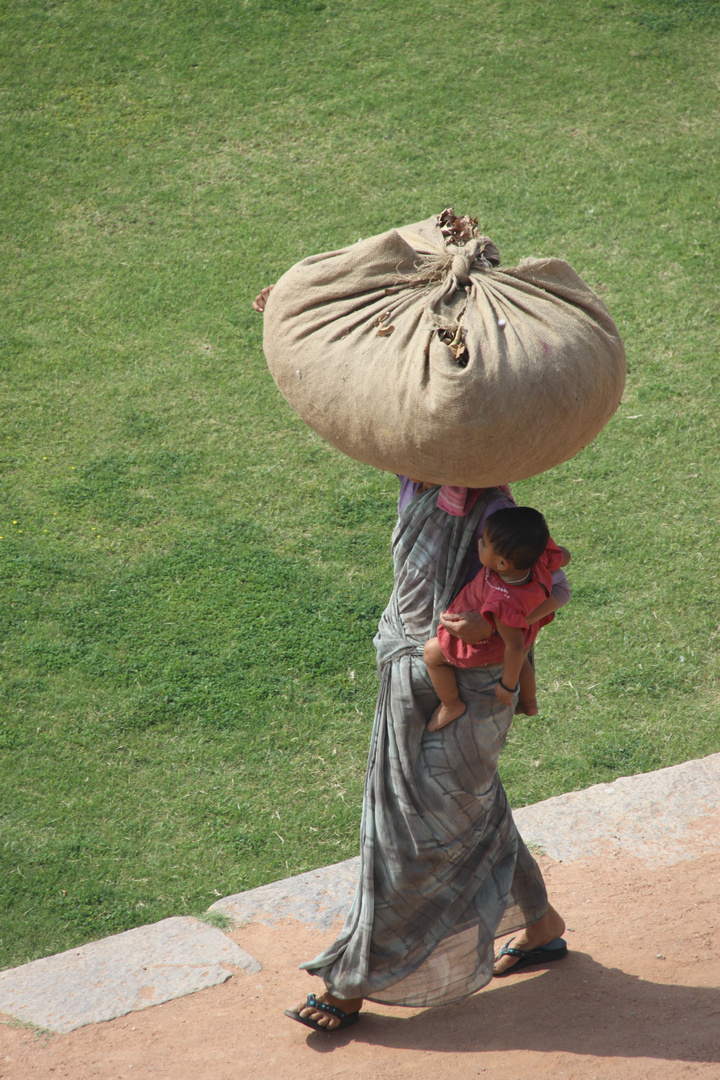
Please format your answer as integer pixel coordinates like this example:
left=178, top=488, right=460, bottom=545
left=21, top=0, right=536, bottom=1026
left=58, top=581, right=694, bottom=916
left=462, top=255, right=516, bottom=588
left=550, top=568, right=571, bottom=609
left=398, top=475, right=422, bottom=514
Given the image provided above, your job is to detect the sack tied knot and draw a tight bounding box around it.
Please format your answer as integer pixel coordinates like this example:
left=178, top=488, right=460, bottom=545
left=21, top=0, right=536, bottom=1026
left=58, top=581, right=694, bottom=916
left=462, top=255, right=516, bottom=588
left=449, top=238, right=500, bottom=284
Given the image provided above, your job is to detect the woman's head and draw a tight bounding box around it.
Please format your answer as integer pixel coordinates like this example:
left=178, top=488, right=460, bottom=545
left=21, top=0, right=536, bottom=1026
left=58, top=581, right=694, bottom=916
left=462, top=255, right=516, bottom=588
left=481, top=506, right=549, bottom=571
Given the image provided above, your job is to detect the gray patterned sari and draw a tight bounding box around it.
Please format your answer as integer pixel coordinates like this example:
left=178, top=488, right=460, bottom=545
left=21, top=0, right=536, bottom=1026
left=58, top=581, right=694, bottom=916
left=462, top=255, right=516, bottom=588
left=301, top=486, right=548, bottom=1007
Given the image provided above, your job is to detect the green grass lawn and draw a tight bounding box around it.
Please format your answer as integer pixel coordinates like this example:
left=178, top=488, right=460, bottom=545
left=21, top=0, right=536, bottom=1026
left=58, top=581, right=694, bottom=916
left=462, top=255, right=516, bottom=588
left=2, top=0, right=719, bottom=969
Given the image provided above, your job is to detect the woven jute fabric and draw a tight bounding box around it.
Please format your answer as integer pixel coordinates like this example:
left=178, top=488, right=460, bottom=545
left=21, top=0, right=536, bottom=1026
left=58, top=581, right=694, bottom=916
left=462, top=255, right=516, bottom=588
left=263, top=213, right=626, bottom=486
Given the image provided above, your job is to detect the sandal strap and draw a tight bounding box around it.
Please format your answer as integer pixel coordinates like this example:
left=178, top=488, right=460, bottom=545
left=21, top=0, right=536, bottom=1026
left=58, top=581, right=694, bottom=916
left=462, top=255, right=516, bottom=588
left=307, top=993, right=348, bottom=1020
left=498, top=937, right=529, bottom=960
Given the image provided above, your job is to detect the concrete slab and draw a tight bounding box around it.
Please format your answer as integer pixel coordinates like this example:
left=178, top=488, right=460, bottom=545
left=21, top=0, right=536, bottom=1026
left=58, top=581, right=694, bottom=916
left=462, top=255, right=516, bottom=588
left=211, top=752, right=720, bottom=928
left=0, top=916, right=261, bottom=1034
left=209, top=855, right=360, bottom=930
left=514, top=751, right=720, bottom=863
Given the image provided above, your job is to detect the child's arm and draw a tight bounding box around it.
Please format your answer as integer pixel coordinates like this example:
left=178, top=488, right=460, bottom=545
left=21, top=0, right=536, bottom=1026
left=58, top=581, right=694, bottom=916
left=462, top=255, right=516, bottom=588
left=526, top=545, right=571, bottom=624
left=494, top=620, right=525, bottom=706
left=525, top=594, right=559, bottom=625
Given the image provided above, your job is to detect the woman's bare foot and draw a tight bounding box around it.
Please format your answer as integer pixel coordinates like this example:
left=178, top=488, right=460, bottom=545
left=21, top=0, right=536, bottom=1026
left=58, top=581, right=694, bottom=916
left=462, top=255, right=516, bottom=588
left=287, top=991, right=363, bottom=1030
left=427, top=699, right=467, bottom=731
left=493, top=903, right=566, bottom=975
left=515, top=696, right=538, bottom=716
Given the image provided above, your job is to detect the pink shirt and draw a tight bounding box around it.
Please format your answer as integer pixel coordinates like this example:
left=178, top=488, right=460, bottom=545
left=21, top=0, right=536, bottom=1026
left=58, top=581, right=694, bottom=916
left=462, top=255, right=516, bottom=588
left=437, top=540, right=565, bottom=668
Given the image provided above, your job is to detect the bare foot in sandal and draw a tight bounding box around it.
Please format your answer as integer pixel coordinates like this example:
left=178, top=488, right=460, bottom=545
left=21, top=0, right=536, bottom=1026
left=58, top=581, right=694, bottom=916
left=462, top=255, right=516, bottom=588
left=493, top=903, right=566, bottom=975
left=285, top=991, right=363, bottom=1031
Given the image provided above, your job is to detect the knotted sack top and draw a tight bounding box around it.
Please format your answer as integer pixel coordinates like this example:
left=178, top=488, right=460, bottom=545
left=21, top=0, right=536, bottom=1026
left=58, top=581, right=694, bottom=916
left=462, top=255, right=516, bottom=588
left=263, top=210, right=625, bottom=487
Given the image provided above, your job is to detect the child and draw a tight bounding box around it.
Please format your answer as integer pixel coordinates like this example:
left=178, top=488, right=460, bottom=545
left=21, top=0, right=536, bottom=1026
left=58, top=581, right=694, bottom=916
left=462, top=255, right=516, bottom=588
left=423, top=506, right=570, bottom=731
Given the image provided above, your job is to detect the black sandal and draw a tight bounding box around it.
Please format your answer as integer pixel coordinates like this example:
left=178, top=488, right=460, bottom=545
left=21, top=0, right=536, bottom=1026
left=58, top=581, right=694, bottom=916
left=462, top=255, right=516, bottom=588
left=284, top=992, right=361, bottom=1032
left=494, top=936, right=568, bottom=976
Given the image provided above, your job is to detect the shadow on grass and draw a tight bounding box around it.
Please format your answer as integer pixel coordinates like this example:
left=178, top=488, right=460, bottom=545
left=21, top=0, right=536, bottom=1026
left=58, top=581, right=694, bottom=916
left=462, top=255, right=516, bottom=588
left=301, top=952, right=719, bottom=1064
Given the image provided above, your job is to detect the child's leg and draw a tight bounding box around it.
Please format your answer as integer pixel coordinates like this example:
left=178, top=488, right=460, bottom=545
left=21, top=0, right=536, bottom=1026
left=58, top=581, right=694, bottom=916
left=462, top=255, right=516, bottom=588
left=515, top=653, right=538, bottom=716
left=423, top=637, right=467, bottom=730
left=423, top=637, right=462, bottom=706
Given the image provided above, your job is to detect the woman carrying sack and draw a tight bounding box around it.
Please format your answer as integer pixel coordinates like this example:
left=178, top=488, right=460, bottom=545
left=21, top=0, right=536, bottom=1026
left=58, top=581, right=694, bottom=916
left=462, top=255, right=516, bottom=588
left=252, top=212, right=622, bottom=1029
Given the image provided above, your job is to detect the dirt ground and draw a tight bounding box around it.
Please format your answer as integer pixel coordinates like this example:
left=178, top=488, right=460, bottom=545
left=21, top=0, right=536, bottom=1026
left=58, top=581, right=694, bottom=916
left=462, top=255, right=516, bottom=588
left=2, top=823, right=719, bottom=1080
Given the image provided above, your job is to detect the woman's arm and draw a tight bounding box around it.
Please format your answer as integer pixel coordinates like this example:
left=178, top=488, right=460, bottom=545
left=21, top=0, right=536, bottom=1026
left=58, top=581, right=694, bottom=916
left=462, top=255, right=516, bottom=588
left=438, top=610, right=494, bottom=644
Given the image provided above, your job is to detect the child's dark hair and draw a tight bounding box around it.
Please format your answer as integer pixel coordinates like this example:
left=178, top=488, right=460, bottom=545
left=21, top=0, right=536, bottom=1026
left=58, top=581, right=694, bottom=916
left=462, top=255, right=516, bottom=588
left=484, top=506, right=549, bottom=570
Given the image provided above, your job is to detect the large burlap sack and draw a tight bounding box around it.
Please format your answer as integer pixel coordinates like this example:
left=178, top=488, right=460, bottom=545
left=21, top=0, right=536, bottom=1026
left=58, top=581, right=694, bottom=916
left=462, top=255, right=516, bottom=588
left=263, top=210, right=625, bottom=487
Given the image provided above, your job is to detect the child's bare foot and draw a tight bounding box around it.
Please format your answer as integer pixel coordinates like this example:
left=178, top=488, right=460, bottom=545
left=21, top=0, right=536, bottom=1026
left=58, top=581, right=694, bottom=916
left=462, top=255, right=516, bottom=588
left=493, top=904, right=566, bottom=975
left=427, top=699, right=467, bottom=731
left=515, top=697, right=538, bottom=716
left=285, top=991, right=363, bottom=1030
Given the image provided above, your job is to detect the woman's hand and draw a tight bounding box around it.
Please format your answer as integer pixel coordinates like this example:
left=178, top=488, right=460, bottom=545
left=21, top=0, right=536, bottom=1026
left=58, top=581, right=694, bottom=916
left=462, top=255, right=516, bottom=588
left=438, top=611, right=493, bottom=644
left=252, top=285, right=275, bottom=312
